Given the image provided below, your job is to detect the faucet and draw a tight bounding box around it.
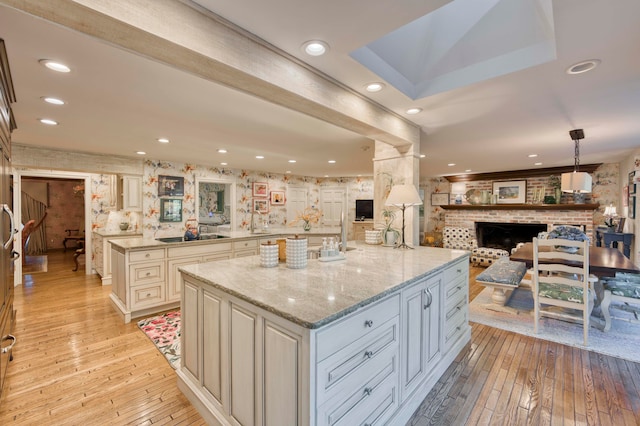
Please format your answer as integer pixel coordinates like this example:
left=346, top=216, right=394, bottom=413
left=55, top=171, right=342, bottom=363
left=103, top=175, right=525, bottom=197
left=251, top=210, right=261, bottom=233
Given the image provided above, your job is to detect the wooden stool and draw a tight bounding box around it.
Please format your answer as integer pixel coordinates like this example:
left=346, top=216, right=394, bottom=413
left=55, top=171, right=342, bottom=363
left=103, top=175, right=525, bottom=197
left=73, top=247, right=85, bottom=271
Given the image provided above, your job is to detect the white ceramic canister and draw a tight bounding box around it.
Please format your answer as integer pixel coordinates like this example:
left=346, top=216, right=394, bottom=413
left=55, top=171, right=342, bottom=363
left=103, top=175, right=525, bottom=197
left=365, top=229, right=382, bottom=245
left=286, top=235, right=308, bottom=269
left=260, top=241, right=279, bottom=268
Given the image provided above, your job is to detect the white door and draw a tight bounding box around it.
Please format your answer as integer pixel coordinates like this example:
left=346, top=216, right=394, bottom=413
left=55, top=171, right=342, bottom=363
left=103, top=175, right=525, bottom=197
left=320, top=188, right=345, bottom=226
left=287, top=186, right=307, bottom=224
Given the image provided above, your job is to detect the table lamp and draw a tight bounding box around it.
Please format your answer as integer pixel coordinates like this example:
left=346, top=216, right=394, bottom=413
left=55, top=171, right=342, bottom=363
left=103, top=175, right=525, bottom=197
left=385, top=184, right=423, bottom=249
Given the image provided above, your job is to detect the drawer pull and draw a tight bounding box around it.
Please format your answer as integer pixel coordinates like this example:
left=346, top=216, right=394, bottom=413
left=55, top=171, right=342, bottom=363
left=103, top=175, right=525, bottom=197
left=146, top=293, right=151, bottom=297
left=1, top=334, right=16, bottom=354
left=364, top=320, right=374, bottom=328
left=423, top=288, right=433, bottom=309
left=364, top=350, right=373, bottom=359
left=145, top=253, right=150, bottom=258
left=363, top=387, right=372, bottom=396
left=146, top=272, right=151, bottom=276
left=457, top=268, right=462, bottom=273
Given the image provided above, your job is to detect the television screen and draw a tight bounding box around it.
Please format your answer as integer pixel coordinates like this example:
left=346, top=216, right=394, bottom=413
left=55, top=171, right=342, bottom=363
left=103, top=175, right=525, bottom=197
left=355, top=199, right=374, bottom=220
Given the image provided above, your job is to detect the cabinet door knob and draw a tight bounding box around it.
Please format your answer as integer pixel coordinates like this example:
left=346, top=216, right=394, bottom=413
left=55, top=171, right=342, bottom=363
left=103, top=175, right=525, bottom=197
left=145, top=253, right=150, bottom=258
left=146, top=272, right=151, bottom=276
left=364, top=350, right=373, bottom=359
left=363, top=387, right=372, bottom=396
left=364, top=320, right=373, bottom=328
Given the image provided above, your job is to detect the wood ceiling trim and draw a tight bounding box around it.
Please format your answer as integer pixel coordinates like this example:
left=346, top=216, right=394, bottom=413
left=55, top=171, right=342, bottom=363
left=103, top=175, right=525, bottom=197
left=444, top=164, right=602, bottom=182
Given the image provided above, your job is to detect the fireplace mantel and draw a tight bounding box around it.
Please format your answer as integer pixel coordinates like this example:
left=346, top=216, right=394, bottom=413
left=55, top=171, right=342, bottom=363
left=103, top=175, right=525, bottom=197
left=440, top=204, right=599, bottom=211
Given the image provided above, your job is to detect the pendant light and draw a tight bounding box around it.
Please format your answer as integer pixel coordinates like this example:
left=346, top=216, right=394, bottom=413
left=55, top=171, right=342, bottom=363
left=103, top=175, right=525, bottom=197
left=561, top=129, right=592, bottom=195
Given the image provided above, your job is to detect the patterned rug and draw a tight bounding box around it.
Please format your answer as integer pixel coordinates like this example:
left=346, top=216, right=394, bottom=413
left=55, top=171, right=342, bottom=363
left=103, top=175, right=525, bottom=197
left=137, top=311, right=181, bottom=369
left=470, top=287, right=640, bottom=364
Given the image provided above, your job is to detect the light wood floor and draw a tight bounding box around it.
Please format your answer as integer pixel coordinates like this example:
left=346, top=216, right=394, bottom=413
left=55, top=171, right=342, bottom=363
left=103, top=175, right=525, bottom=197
left=1, top=253, right=639, bottom=425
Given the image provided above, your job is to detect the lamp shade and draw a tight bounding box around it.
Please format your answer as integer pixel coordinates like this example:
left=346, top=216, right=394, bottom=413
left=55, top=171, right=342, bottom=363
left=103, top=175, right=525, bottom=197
left=604, top=205, right=617, bottom=217
left=451, top=182, right=467, bottom=195
left=560, top=171, right=592, bottom=193
left=385, top=184, right=423, bottom=206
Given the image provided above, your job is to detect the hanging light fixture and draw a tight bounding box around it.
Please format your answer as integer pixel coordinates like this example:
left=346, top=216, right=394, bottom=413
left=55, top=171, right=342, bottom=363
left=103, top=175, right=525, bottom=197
left=561, top=129, right=592, bottom=200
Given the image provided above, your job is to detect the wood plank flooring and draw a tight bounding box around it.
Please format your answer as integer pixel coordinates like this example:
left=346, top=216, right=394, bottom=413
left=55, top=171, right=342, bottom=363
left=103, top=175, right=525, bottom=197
left=1, top=253, right=639, bottom=425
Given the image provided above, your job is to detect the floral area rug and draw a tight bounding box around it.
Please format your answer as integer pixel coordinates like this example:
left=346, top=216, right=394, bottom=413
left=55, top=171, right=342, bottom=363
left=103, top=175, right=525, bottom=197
left=137, top=311, right=181, bottom=369
left=470, top=287, right=640, bottom=364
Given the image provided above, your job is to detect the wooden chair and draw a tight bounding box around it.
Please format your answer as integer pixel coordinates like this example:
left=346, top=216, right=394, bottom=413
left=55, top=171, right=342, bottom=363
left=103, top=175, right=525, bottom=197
left=63, top=228, right=85, bottom=252
left=532, top=237, right=596, bottom=346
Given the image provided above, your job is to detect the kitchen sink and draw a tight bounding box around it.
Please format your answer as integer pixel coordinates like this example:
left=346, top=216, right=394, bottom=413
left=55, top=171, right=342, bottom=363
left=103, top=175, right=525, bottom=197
left=199, top=234, right=229, bottom=240
left=155, top=236, right=185, bottom=243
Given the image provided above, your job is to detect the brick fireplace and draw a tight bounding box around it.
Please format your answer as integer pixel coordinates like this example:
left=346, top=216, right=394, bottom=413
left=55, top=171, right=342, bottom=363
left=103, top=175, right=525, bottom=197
left=442, top=204, right=597, bottom=249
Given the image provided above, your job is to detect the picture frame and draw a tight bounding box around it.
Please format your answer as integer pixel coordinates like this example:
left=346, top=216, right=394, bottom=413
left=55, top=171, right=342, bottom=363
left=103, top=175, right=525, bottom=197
left=253, top=198, right=269, bottom=213
left=159, top=198, right=183, bottom=222
left=630, top=196, right=636, bottom=219
left=252, top=182, right=268, bottom=198
left=629, top=179, right=636, bottom=195
left=431, top=192, right=450, bottom=206
left=158, top=175, right=184, bottom=197
left=493, top=180, right=527, bottom=204
left=270, top=190, right=285, bottom=205
left=629, top=171, right=637, bottom=187
left=615, top=217, right=626, bottom=233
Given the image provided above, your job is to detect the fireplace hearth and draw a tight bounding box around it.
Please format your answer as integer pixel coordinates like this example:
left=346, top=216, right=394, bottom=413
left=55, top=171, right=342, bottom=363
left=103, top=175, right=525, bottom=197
left=476, top=222, right=547, bottom=253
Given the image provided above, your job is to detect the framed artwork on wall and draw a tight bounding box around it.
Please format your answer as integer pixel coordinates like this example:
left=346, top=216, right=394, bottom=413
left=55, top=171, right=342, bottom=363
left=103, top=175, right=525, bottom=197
left=630, top=196, right=636, bottom=219
left=253, top=198, right=269, bottom=213
left=493, top=180, right=527, bottom=204
left=431, top=193, right=450, bottom=206
left=252, top=182, right=268, bottom=197
left=159, top=198, right=183, bottom=222
left=624, top=185, right=629, bottom=207
left=158, top=175, right=184, bottom=197
left=270, top=191, right=285, bottom=205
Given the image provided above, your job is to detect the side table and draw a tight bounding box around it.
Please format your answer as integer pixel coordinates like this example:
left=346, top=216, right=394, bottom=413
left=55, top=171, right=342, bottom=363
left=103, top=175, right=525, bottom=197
left=595, top=229, right=634, bottom=258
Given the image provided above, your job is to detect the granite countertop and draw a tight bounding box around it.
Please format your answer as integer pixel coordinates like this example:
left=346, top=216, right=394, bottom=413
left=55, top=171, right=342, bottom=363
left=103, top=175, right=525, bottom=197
left=109, top=227, right=344, bottom=251
left=93, top=229, right=143, bottom=237
left=179, top=244, right=469, bottom=329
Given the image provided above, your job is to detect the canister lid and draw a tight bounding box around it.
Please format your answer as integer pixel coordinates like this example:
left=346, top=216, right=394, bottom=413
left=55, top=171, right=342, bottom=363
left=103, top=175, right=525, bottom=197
left=287, top=234, right=307, bottom=240
left=261, top=240, right=276, bottom=246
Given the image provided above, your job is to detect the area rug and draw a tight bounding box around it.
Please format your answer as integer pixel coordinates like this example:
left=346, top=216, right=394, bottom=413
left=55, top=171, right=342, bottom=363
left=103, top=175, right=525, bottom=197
left=469, top=287, right=640, bottom=364
left=22, top=255, right=48, bottom=274
left=137, top=311, right=181, bottom=369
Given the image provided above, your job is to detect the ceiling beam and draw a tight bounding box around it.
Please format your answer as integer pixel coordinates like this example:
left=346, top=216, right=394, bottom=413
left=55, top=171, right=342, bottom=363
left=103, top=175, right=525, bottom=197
left=1, top=0, right=420, bottom=148
left=444, top=164, right=603, bottom=182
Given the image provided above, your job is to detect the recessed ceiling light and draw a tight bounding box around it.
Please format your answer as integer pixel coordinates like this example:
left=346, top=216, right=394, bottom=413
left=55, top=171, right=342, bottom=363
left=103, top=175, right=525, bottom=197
left=324, top=175, right=329, bottom=178
left=39, top=118, right=58, bottom=126
left=286, top=171, right=292, bottom=174
left=136, top=151, right=146, bottom=155
left=365, top=82, right=385, bottom=92
left=218, top=149, right=227, bottom=153
left=157, top=138, right=170, bottom=143
left=42, top=97, right=65, bottom=105
left=302, top=40, right=329, bottom=56
left=534, top=162, right=543, bottom=166
left=256, top=155, right=264, bottom=159
left=328, top=160, right=336, bottom=164
left=447, top=163, right=456, bottom=167
left=566, top=59, right=601, bottom=75
left=406, top=108, right=422, bottom=115
left=39, top=59, right=71, bottom=73
left=419, top=154, right=426, bottom=158
left=465, top=169, right=472, bottom=172
left=220, top=162, right=228, bottom=166
left=528, top=154, right=538, bottom=158
left=288, top=160, right=296, bottom=163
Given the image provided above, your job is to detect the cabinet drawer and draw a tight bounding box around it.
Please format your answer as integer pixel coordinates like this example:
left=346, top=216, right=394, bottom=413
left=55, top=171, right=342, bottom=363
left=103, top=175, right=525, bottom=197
left=444, top=293, right=467, bottom=324
left=444, top=309, right=467, bottom=353
left=130, top=261, right=165, bottom=285
left=168, top=242, right=231, bottom=258
left=317, top=294, right=400, bottom=362
left=444, top=259, right=467, bottom=283
left=234, top=248, right=258, bottom=258
left=232, top=239, right=258, bottom=251
left=317, top=316, right=399, bottom=404
left=130, top=249, right=165, bottom=262
left=130, top=282, right=165, bottom=309
left=317, top=353, right=398, bottom=426
left=202, top=252, right=233, bottom=263
left=444, top=276, right=467, bottom=306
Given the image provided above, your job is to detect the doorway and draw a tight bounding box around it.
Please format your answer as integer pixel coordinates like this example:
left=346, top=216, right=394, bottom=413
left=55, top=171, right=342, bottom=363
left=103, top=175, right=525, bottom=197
left=13, top=169, right=92, bottom=285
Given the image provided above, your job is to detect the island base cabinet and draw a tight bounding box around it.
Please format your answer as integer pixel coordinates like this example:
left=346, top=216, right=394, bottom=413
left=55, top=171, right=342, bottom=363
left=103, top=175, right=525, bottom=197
left=179, top=275, right=308, bottom=426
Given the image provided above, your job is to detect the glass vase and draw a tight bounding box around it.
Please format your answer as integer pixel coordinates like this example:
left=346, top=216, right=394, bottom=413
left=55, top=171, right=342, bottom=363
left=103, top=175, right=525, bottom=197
left=303, top=221, right=311, bottom=232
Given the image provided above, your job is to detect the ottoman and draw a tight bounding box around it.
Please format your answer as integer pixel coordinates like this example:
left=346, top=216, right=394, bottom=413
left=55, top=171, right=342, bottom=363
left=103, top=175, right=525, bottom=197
left=471, top=247, right=510, bottom=267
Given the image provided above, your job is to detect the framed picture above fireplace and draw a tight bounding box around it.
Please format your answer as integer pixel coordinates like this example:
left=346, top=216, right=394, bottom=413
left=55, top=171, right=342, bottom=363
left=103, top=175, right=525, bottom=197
left=493, top=180, right=526, bottom=204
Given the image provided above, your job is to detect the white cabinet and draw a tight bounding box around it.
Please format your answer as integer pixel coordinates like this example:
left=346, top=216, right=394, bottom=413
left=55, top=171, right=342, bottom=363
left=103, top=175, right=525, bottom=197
left=94, top=232, right=142, bottom=285
left=119, top=175, right=142, bottom=211
left=179, top=276, right=305, bottom=426
left=400, top=273, right=442, bottom=400
left=232, top=239, right=258, bottom=257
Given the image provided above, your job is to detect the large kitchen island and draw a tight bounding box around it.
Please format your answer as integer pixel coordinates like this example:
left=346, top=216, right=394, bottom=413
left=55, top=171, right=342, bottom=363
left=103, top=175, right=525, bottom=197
left=178, top=244, right=470, bottom=425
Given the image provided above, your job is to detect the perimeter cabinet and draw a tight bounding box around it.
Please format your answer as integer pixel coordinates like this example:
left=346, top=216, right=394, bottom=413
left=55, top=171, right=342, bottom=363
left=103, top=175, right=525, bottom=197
left=118, top=175, right=143, bottom=211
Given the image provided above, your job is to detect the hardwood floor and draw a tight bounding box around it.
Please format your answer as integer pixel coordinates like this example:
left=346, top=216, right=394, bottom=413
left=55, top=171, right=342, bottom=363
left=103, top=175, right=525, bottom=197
left=1, top=255, right=639, bottom=425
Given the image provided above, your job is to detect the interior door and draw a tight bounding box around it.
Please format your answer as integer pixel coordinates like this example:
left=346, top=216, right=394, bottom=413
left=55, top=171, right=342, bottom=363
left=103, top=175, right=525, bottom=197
left=320, top=188, right=345, bottom=226
left=286, top=187, right=307, bottom=224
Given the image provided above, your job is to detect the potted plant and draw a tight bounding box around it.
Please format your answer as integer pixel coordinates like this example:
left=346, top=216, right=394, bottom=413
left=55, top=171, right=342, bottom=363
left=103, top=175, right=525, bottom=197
left=548, top=175, right=562, bottom=204
left=381, top=208, right=400, bottom=246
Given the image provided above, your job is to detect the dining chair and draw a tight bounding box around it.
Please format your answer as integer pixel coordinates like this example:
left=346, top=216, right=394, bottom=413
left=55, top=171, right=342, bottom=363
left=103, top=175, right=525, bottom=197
left=532, top=237, right=596, bottom=345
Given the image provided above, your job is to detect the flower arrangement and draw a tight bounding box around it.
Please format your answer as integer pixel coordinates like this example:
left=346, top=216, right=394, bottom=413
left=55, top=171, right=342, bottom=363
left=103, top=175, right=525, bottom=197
left=289, top=207, right=322, bottom=230
left=547, top=175, right=561, bottom=190
left=547, top=225, right=589, bottom=242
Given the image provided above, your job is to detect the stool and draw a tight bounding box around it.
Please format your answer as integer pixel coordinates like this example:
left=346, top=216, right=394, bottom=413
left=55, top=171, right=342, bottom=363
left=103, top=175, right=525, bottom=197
left=476, top=258, right=528, bottom=305
left=73, top=247, right=85, bottom=271
left=471, top=247, right=509, bottom=267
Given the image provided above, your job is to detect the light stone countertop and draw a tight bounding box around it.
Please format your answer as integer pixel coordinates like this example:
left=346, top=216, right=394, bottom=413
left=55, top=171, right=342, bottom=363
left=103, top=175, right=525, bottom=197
left=93, top=229, right=142, bottom=238
left=179, top=244, right=469, bottom=329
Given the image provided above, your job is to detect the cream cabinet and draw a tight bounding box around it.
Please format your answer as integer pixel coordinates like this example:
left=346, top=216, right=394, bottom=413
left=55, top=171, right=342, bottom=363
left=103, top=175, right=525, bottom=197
left=232, top=239, right=258, bottom=257
left=180, top=276, right=306, bottom=426
left=352, top=221, right=374, bottom=241
left=93, top=231, right=142, bottom=285
left=119, top=175, right=142, bottom=211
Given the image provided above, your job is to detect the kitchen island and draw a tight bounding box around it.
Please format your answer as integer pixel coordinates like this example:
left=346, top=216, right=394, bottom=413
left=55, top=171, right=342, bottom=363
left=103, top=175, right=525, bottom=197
left=178, top=244, right=470, bottom=425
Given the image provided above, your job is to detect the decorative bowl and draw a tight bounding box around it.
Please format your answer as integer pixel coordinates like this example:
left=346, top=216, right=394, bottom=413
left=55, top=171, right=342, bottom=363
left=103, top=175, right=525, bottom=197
left=119, top=223, right=129, bottom=231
